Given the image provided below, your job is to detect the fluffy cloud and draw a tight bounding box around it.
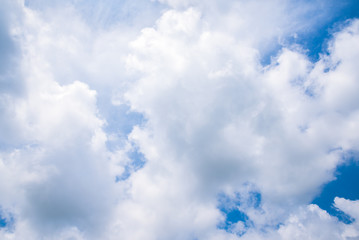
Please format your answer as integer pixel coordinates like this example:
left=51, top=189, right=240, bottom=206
left=0, top=2, right=118, bottom=239
left=123, top=6, right=359, bottom=239
left=0, top=0, right=359, bottom=239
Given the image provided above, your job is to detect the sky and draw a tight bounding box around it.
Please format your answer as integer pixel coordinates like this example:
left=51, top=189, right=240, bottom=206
left=0, top=0, right=359, bottom=239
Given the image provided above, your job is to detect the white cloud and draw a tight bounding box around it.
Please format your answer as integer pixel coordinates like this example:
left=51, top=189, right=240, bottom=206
left=123, top=7, right=359, bottom=239
left=0, top=0, right=359, bottom=239
left=335, top=197, right=359, bottom=220
left=0, top=78, right=117, bottom=239
left=0, top=2, right=119, bottom=239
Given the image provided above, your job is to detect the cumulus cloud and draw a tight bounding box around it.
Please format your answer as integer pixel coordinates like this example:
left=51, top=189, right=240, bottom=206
left=0, top=0, right=359, bottom=239
left=123, top=6, right=359, bottom=239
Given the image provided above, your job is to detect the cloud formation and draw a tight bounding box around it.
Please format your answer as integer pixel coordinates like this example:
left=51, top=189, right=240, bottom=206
left=0, top=0, right=359, bottom=239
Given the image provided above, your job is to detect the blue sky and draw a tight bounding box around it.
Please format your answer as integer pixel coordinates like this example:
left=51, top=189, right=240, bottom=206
left=292, top=0, right=359, bottom=58
left=0, top=0, right=359, bottom=239
left=313, top=153, right=359, bottom=223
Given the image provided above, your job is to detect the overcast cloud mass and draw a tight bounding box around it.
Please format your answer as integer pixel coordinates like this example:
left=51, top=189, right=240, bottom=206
left=0, top=0, right=359, bottom=239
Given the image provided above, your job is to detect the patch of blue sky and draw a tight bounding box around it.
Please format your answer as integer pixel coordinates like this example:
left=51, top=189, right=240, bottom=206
left=103, top=104, right=145, bottom=151
left=294, top=0, right=359, bottom=61
left=0, top=211, right=14, bottom=231
left=312, top=151, right=359, bottom=223
left=115, top=166, right=131, bottom=182
left=0, top=216, right=6, bottom=228
left=127, top=146, right=146, bottom=170
left=217, top=190, right=262, bottom=235
left=261, top=0, right=359, bottom=65
left=296, top=0, right=359, bottom=60
left=115, top=146, right=146, bottom=182
left=95, top=89, right=145, bottom=150
left=248, top=191, right=262, bottom=209
left=106, top=105, right=147, bottom=182
left=217, top=208, right=252, bottom=236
